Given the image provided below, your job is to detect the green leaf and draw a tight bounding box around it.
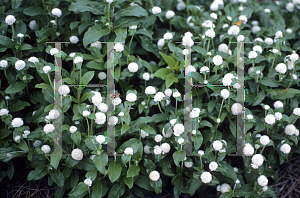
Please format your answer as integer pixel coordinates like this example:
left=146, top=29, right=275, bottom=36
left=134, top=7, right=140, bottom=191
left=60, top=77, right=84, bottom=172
left=85, top=61, right=105, bottom=70
left=51, top=149, right=62, bottom=170
left=92, top=180, right=108, bottom=198
left=18, top=140, right=29, bottom=151
left=192, top=46, right=207, bottom=55
left=123, top=177, right=134, bottom=189
left=93, top=154, right=108, bottom=175
left=68, top=0, right=104, bottom=15
left=81, top=71, right=94, bottom=85
left=135, top=29, right=153, bottom=39
left=218, top=161, right=238, bottom=183
left=150, top=179, right=162, bottom=194
left=259, top=77, right=279, bottom=87
left=12, top=0, right=22, bottom=9
left=0, top=35, right=14, bottom=49
left=70, top=21, right=81, bottom=30
left=192, top=133, right=203, bottom=150
left=83, top=25, right=110, bottom=48
left=5, top=82, right=27, bottom=94
left=68, top=182, right=89, bottom=197
left=114, top=28, right=127, bottom=42
left=127, top=165, right=140, bottom=177
left=23, top=6, right=45, bottom=16
left=273, top=88, right=300, bottom=99
left=135, top=175, right=153, bottom=191
left=114, top=17, right=145, bottom=29
left=159, top=52, right=177, bottom=70
left=115, top=5, right=148, bottom=17
left=165, top=72, right=178, bottom=88
left=252, top=90, right=265, bottom=106
left=141, top=125, right=156, bottom=135
left=108, top=162, right=122, bottom=183
left=173, top=151, right=186, bottom=167
left=188, top=178, right=202, bottom=196
left=50, top=169, right=64, bottom=189
left=108, top=183, right=126, bottom=198
left=0, top=129, right=12, bottom=139
left=121, top=124, right=130, bottom=135
left=85, top=136, right=98, bottom=150
left=27, top=166, right=48, bottom=181
left=154, top=68, right=173, bottom=80
left=71, top=131, right=81, bottom=146
left=7, top=161, right=14, bottom=180
left=19, top=43, right=33, bottom=51
left=9, top=100, right=30, bottom=112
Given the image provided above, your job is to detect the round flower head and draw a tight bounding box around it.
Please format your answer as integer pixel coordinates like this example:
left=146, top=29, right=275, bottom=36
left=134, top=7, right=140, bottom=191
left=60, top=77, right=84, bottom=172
left=264, top=37, right=273, bottom=45
left=51, top=8, right=62, bottom=17
left=152, top=6, right=161, bottom=14
left=106, top=0, right=113, bottom=4
left=205, top=29, right=215, bottom=38
left=43, top=66, right=51, bottom=73
left=128, top=62, right=139, bottom=73
left=98, top=72, right=106, bottom=80
left=290, top=53, right=299, bottom=62
left=114, top=43, right=124, bottom=52
left=212, top=55, right=223, bottom=66
left=124, top=147, right=133, bottom=155
left=280, top=143, right=291, bottom=154
left=15, top=60, right=26, bottom=71
left=0, top=109, right=9, bottom=116
left=29, top=20, right=38, bottom=30
left=182, top=36, right=194, bottom=47
left=275, top=63, right=287, bottom=74
left=160, top=143, right=170, bottom=154
left=154, top=146, right=162, bottom=155
left=260, top=135, right=270, bottom=145
left=220, top=89, right=230, bottom=99
left=5, top=15, right=16, bottom=25
left=275, top=31, right=283, bottom=38
left=209, top=161, right=218, bottom=171
left=165, top=10, right=175, bottom=19
left=49, top=109, right=60, bottom=119
left=213, top=140, right=222, bottom=151
left=154, top=92, right=165, bottom=102
left=74, top=57, right=83, bottom=64
left=200, top=171, right=212, bottom=183
left=257, top=175, right=268, bottom=187
left=157, top=38, right=165, bottom=47
left=253, top=45, right=262, bottom=54
left=12, top=118, right=24, bottom=128
left=243, top=143, right=254, bottom=156
left=98, top=103, right=108, bottom=112
left=126, top=93, right=137, bottom=102
left=33, top=140, right=42, bottom=147
left=285, top=124, right=296, bottom=135
left=108, top=116, right=118, bottom=126
left=163, top=32, right=173, bottom=40
left=17, top=33, right=24, bottom=38
left=50, top=48, right=59, bottom=56
left=275, top=112, right=282, bottom=120
left=91, top=41, right=102, bottom=49
left=176, top=2, right=186, bottom=11
left=237, top=35, right=245, bottom=42
left=95, top=112, right=106, bottom=124
left=0, top=60, right=8, bottom=68
left=173, top=123, right=184, bottom=136
left=177, top=138, right=184, bottom=144
left=69, top=126, right=77, bottom=133
left=142, top=72, right=150, bottom=80
left=293, top=108, right=300, bottom=116
left=220, top=183, right=231, bottom=193
left=200, top=66, right=209, bottom=73
left=129, top=25, right=137, bottom=29
left=265, top=114, right=275, bottom=125
left=71, top=148, right=83, bottom=160
left=286, top=2, right=294, bottom=12
left=149, top=170, right=160, bottom=181
left=144, top=145, right=151, bottom=154
left=82, top=110, right=91, bottom=117
left=184, top=161, right=193, bottom=168
left=228, top=25, right=240, bottom=35
left=210, top=13, right=217, bottom=19
left=274, top=101, right=283, bottom=109
left=41, top=145, right=51, bottom=153
left=58, top=85, right=70, bottom=96
left=145, top=86, right=156, bottom=95
left=231, top=103, right=243, bottom=115
left=84, top=178, right=92, bottom=186
left=252, top=154, right=264, bottom=166
left=44, top=124, right=55, bottom=133
left=248, top=51, right=257, bottom=59
left=96, top=135, right=106, bottom=144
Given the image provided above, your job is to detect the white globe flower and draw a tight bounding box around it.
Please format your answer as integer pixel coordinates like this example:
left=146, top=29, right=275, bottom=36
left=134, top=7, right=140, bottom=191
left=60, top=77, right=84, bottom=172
left=247, top=115, right=253, bottom=119
left=11, top=118, right=24, bottom=128
left=29, top=20, right=38, bottom=30
left=172, top=92, right=181, bottom=98
left=15, top=60, right=26, bottom=71
left=128, top=62, right=139, bottom=73
left=233, top=167, right=238, bottom=173
left=17, top=33, right=24, bottom=38
left=164, top=89, right=172, bottom=97
left=160, top=143, right=170, bottom=154
left=275, top=112, right=282, bottom=120
left=157, top=38, right=165, bottom=47
left=114, top=43, right=124, bottom=52
left=200, top=66, right=210, bottom=73
left=51, top=8, right=62, bottom=17
left=173, top=123, right=184, bottom=136
left=154, top=92, right=165, bottom=102
left=285, top=124, right=296, bottom=135
left=293, top=108, right=300, bottom=116
left=149, top=171, right=160, bottom=181
left=126, top=93, right=137, bottom=102
left=274, top=101, right=283, bottom=109
left=264, top=105, right=270, bottom=110
left=152, top=6, right=162, bottom=14
left=69, top=126, right=77, bottom=133
left=198, top=150, right=205, bottom=157
left=170, top=119, right=177, bottom=126
left=275, top=31, right=283, bottom=38
left=166, top=10, right=175, bottom=19
left=5, top=15, right=16, bottom=25
left=257, top=175, right=268, bottom=187
left=98, top=72, right=106, bottom=80
left=275, top=63, right=287, bottom=74
left=209, top=161, right=218, bottom=171
left=0, top=60, right=8, bottom=68
left=71, top=148, right=83, bottom=160
left=74, top=56, right=83, bottom=64
left=286, top=2, right=294, bottom=12
left=177, top=138, right=184, bottom=144
left=41, top=145, right=51, bottom=153
left=213, top=140, right=222, bottom=151
left=49, top=109, right=60, bottom=119
left=50, top=48, right=59, bottom=56
left=0, top=109, right=9, bottom=116
left=231, top=103, right=243, bottom=115
left=176, top=2, right=186, bottom=11
left=97, top=103, right=108, bottom=113
left=92, top=93, right=102, bottom=106
left=96, top=135, right=106, bottom=144
left=243, top=143, right=254, bottom=156
left=248, top=51, right=257, bottom=59
left=200, top=171, right=212, bottom=183
left=210, top=13, right=217, bottom=19
left=124, top=147, right=133, bottom=155
left=280, top=143, right=291, bottom=154
left=142, top=72, right=150, bottom=81
left=182, top=49, right=189, bottom=55
left=91, top=41, right=102, bottom=49
left=260, top=135, right=270, bottom=146
left=141, top=130, right=148, bottom=138
left=154, top=134, right=163, bottom=143
left=220, top=89, right=230, bottom=99
left=108, top=116, right=118, bottom=126
left=144, top=145, right=151, bottom=154
left=14, top=135, right=21, bottom=142
left=154, top=147, right=162, bottom=155
left=106, top=0, right=113, bottom=3
left=220, top=183, right=231, bottom=193
left=262, top=186, right=268, bottom=192
left=290, top=53, right=299, bottom=62
left=33, top=140, right=42, bottom=148
left=286, top=28, right=293, bottom=34
left=265, top=115, right=275, bottom=125
left=44, top=124, right=55, bottom=134
left=237, top=35, right=245, bottom=42
left=69, top=52, right=76, bottom=58
left=69, top=36, right=79, bottom=44
left=218, top=44, right=229, bottom=53
left=82, top=110, right=91, bottom=117
left=253, top=45, right=263, bottom=54
left=264, top=37, right=273, bottom=45
left=212, top=55, right=223, bottom=66
left=163, top=32, right=173, bottom=40
left=84, top=178, right=92, bottom=186
left=228, top=25, right=240, bottom=35
left=292, top=74, right=297, bottom=79
left=252, top=154, right=264, bottom=166
left=182, top=36, right=194, bottom=47
left=264, top=8, right=271, bottom=13
left=43, top=66, right=51, bottom=73
left=184, top=161, right=193, bottom=168
left=205, top=29, right=215, bottom=38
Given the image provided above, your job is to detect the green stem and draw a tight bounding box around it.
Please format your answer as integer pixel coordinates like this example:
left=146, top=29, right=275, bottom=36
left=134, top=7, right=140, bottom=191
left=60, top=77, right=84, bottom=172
left=204, top=87, right=210, bottom=101
left=90, top=106, right=96, bottom=136
left=11, top=24, right=15, bottom=38
left=151, top=16, right=157, bottom=32
left=4, top=69, right=8, bottom=80
left=45, top=154, right=51, bottom=162
left=206, top=39, right=210, bottom=52
left=47, top=73, right=54, bottom=90
left=292, top=118, right=298, bottom=125
left=218, top=99, right=225, bottom=119
left=268, top=57, right=275, bottom=78
left=86, top=117, right=90, bottom=136
left=78, top=68, right=82, bottom=102
left=269, top=73, right=277, bottom=78
left=187, top=0, right=190, bottom=16
left=175, top=99, right=178, bottom=114
left=146, top=95, right=150, bottom=107
left=260, top=145, right=266, bottom=154
left=169, top=22, right=172, bottom=31
left=160, top=101, right=166, bottom=111
left=128, top=34, right=134, bottom=63
left=157, top=102, right=163, bottom=113
left=228, top=38, right=232, bottom=54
